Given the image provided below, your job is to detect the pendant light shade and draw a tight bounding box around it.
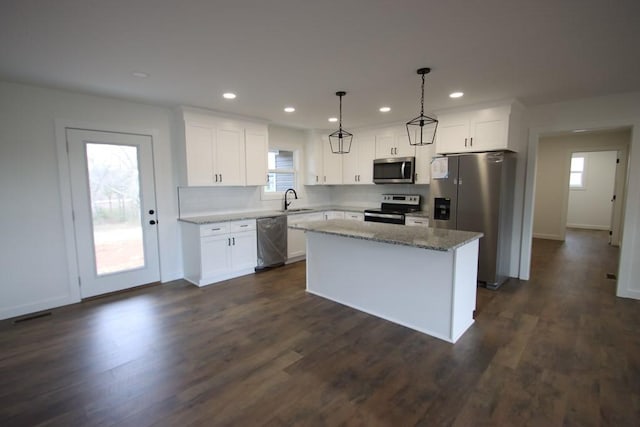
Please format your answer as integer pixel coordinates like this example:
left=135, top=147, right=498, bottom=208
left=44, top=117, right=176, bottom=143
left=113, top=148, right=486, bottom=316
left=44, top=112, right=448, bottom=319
left=329, top=91, right=353, bottom=154
left=406, top=68, right=438, bottom=146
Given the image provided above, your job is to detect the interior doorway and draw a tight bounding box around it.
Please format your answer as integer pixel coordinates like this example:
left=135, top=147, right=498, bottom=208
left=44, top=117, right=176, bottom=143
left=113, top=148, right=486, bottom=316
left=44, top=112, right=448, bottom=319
left=566, top=150, right=618, bottom=244
left=531, top=127, right=631, bottom=283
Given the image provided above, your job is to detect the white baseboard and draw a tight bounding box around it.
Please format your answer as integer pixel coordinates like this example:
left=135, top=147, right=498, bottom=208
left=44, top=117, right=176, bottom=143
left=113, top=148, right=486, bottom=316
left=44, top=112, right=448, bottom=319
left=566, top=224, right=610, bottom=231
left=533, top=233, right=564, bottom=240
left=0, top=295, right=80, bottom=321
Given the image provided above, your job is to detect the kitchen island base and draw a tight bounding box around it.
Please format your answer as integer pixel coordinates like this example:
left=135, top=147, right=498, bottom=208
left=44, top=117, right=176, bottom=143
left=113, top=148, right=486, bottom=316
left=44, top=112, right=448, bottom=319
left=305, top=231, right=479, bottom=343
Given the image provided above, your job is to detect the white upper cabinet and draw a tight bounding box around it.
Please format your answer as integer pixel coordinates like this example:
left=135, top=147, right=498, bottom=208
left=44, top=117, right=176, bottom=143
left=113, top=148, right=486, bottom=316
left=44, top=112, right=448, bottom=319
left=179, top=108, right=268, bottom=187
left=244, top=128, right=269, bottom=186
left=435, top=103, right=522, bottom=154
left=184, top=121, right=245, bottom=186
left=374, top=125, right=416, bottom=159
left=414, top=142, right=435, bottom=184
left=342, top=133, right=375, bottom=185
left=305, top=131, right=342, bottom=185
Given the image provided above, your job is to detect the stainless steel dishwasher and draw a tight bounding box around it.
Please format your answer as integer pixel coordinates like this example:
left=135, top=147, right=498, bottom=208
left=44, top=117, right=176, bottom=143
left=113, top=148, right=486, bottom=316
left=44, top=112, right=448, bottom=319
left=255, top=215, right=287, bottom=271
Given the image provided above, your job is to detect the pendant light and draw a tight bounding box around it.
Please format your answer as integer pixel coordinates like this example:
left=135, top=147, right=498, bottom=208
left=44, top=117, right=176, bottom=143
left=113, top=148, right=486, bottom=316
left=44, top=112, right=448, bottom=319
left=406, top=68, right=438, bottom=146
left=328, top=91, right=353, bottom=154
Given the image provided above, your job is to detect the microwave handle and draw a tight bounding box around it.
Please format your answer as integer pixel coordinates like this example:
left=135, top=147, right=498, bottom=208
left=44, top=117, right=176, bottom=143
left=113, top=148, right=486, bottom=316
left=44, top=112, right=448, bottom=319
left=401, top=161, right=406, bottom=178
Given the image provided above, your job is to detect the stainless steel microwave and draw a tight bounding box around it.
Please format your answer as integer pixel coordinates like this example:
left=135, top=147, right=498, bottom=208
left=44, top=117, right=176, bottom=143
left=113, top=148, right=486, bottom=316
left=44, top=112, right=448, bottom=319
left=373, top=157, right=415, bottom=184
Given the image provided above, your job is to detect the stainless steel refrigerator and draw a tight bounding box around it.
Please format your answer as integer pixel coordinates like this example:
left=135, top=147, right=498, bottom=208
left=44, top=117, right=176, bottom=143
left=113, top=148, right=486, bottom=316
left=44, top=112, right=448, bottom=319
left=430, top=151, right=514, bottom=289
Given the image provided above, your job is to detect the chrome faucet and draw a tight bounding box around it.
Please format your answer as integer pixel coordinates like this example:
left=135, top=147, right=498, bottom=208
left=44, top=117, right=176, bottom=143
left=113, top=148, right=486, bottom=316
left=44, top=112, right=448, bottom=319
left=284, top=188, right=298, bottom=210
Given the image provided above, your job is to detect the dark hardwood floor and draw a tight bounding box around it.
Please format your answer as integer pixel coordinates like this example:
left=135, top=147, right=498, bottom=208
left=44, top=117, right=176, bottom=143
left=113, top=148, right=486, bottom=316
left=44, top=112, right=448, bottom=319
left=1, top=229, right=639, bottom=426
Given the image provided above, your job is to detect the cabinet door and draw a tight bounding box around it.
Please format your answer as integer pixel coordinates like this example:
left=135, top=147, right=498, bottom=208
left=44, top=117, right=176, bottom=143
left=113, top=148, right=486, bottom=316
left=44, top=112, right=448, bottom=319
left=322, top=139, right=343, bottom=184
left=305, top=133, right=323, bottom=185
left=394, top=128, right=416, bottom=158
left=216, top=127, right=245, bottom=185
left=435, top=115, right=470, bottom=154
left=345, top=212, right=364, bottom=221
left=342, top=140, right=359, bottom=185
left=230, top=231, right=257, bottom=271
left=245, top=129, right=268, bottom=186
left=357, top=134, right=376, bottom=184
left=470, top=116, right=507, bottom=152
left=201, top=234, right=230, bottom=279
left=185, top=123, right=215, bottom=186
left=375, top=134, right=396, bottom=158
left=414, top=143, right=435, bottom=184
left=324, top=211, right=345, bottom=220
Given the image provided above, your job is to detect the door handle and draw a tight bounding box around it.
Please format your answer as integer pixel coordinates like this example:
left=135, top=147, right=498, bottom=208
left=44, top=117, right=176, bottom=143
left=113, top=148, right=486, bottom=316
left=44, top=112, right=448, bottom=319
left=148, top=209, right=155, bottom=215
left=149, top=220, right=157, bottom=225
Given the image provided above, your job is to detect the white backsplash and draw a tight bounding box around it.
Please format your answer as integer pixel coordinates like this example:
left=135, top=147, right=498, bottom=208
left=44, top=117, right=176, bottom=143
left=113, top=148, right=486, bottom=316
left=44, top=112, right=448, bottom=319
left=178, top=185, right=332, bottom=217
left=178, top=184, right=429, bottom=217
left=330, top=184, right=430, bottom=211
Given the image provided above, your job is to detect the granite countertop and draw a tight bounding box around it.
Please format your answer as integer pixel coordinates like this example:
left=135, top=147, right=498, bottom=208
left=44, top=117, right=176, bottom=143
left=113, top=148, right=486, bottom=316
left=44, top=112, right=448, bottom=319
left=289, top=219, right=481, bottom=251
left=178, top=205, right=374, bottom=225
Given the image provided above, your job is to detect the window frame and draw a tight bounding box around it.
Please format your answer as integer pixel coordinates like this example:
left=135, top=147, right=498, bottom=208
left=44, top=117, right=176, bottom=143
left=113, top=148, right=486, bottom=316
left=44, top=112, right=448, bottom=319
left=569, top=153, right=587, bottom=190
left=261, top=148, right=300, bottom=201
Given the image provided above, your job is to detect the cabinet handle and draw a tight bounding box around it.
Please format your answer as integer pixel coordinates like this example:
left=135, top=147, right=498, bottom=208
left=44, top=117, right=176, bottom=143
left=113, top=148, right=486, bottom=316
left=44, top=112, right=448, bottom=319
left=214, top=173, right=218, bottom=182
left=266, top=174, right=269, bottom=183
left=211, top=227, right=221, bottom=231
left=464, top=138, right=468, bottom=147
left=415, top=173, right=418, bottom=181
left=470, top=137, right=473, bottom=147
left=232, top=237, right=235, bottom=245
left=316, top=175, right=319, bottom=183
left=227, top=238, right=231, bottom=246
left=220, top=173, right=223, bottom=182
left=240, top=224, right=248, bottom=227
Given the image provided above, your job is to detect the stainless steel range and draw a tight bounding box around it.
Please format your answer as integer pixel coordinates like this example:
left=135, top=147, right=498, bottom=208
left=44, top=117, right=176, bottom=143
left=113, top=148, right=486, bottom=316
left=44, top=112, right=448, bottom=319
left=364, top=194, right=421, bottom=225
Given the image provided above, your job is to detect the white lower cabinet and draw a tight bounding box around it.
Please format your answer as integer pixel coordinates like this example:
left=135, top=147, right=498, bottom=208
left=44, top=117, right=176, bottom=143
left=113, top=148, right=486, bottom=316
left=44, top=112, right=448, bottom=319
left=287, top=212, right=324, bottom=260
left=181, top=219, right=257, bottom=286
left=344, top=212, right=364, bottom=221
left=323, top=211, right=345, bottom=220
left=405, top=217, right=429, bottom=228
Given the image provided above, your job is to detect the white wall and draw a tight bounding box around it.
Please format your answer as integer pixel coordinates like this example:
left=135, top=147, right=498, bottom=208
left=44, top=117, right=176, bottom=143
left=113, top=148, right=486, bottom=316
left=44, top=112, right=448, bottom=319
left=567, top=151, right=617, bottom=230
left=523, top=91, right=640, bottom=300
left=0, top=81, right=181, bottom=319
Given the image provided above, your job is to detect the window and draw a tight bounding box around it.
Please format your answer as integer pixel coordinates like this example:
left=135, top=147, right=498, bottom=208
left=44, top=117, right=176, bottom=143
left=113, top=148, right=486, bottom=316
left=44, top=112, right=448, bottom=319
left=569, top=153, right=586, bottom=189
left=265, top=149, right=296, bottom=194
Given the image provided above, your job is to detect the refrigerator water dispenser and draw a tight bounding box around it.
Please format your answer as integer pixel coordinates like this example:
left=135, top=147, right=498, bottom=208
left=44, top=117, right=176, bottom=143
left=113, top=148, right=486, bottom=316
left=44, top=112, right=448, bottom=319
left=434, top=198, right=451, bottom=220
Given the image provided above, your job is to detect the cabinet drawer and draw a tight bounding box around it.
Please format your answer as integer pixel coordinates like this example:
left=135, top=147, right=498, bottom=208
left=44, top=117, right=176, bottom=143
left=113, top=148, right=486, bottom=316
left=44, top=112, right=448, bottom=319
left=406, top=218, right=429, bottom=227
left=229, top=219, right=256, bottom=233
left=345, top=212, right=364, bottom=221
left=200, top=223, right=229, bottom=237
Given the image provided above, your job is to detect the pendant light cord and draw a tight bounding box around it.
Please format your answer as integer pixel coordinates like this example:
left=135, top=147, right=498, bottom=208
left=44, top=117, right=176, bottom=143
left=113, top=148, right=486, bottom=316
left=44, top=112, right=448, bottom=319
left=420, top=72, right=425, bottom=116
left=339, top=93, right=343, bottom=130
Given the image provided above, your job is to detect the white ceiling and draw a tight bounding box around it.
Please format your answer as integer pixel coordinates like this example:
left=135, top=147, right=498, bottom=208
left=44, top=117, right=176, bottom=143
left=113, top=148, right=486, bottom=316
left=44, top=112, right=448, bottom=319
left=1, top=0, right=639, bottom=130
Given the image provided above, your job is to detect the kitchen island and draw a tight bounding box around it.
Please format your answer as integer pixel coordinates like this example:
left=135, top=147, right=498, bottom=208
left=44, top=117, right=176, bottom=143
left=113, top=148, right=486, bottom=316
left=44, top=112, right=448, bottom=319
left=288, top=219, right=483, bottom=343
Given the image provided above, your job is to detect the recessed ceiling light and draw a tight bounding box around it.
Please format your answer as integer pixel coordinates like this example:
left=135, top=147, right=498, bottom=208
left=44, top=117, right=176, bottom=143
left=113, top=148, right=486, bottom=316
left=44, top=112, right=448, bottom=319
left=284, top=107, right=295, bottom=113
left=379, top=107, right=391, bottom=113
left=132, top=71, right=149, bottom=78
left=449, top=92, right=464, bottom=98
left=328, top=117, right=338, bottom=122
left=223, top=92, right=236, bottom=99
